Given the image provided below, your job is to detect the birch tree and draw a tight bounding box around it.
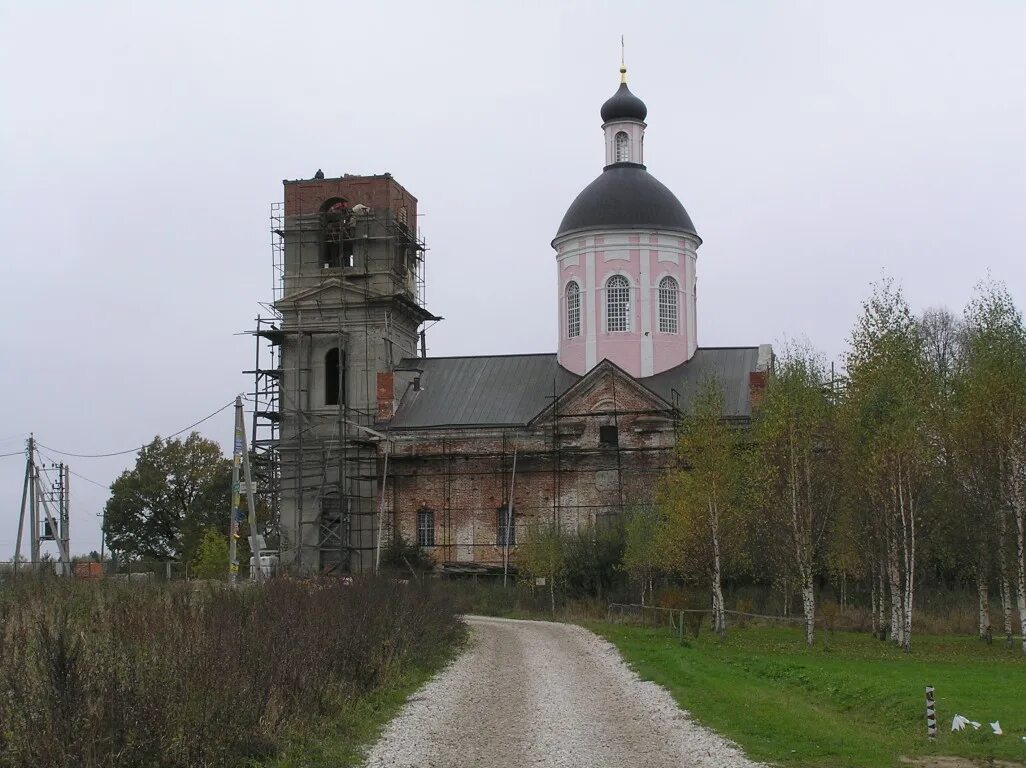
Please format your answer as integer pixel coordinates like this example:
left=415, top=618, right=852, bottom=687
left=657, top=380, right=747, bottom=638
left=623, top=503, right=660, bottom=605
left=755, top=343, right=837, bottom=645
left=518, top=519, right=566, bottom=615
left=841, top=279, right=930, bottom=652
left=959, top=281, right=1026, bottom=653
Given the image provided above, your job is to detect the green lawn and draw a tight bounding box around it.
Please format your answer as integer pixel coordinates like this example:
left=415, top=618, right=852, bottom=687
left=586, top=622, right=1026, bottom=768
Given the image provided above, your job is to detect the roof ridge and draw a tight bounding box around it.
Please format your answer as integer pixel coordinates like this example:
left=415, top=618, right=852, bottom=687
left=397, top=352, right=557, bottom=362
left=695, top=345, right=760, bottom=351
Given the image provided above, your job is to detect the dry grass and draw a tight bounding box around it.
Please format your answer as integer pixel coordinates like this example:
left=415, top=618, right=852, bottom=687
left=0, top=576, right=463, bottom=768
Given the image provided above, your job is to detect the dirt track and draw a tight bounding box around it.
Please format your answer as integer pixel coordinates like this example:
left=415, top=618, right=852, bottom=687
left=362, top=615, right=762, bottom=768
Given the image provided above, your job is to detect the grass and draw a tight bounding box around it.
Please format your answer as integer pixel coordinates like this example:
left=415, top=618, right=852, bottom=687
left=0, top=577, right=464, bottom=768
left=586, top=622, right=1026, bottom=768
left=260, top=647, right=458, bottom=768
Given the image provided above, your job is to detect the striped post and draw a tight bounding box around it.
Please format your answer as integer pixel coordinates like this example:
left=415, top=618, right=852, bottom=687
left=925, top=686, right=937, bottom=738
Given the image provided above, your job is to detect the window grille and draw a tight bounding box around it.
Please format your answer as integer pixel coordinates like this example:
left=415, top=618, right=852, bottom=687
left=566, top=281, right=581, bottom=338
left=417, top=507, right=435, bottom=547
left=658, top=276, right=679, bottom=334
left=606, top=275, right=630, bottom=332
left=614, top=131, right=631, bottom=163
left=497, top=507, right=516, bottom=547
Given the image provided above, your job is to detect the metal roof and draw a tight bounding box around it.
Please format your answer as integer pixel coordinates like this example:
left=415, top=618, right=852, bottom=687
left=388, top=347, right=763, bottom=429
left=601, top=82, right=648, bottom=122
left=554, top=164, right=698, bottom=240
left=642, top=347, right=761, bottom=418
left=389, top=354, right=580, bottom=429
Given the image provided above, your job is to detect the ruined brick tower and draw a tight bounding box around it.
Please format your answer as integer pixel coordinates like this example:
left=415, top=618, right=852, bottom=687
left=254, top=172, right=434, bottom=574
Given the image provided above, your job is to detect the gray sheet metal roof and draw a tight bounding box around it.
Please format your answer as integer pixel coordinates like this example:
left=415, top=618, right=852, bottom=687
left=388, top=347, right=761, bottom=429
left=641, top=347, right=761, bottom=418
left=389, top=354, right=580, bottom=428
left=555, top=164, right=697, bottom=240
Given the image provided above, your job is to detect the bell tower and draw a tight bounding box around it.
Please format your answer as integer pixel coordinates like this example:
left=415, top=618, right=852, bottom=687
left=267, top=172, right=436, bottom=574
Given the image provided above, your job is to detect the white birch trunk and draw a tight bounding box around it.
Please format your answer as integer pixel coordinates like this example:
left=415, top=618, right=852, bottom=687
left=976, top=562, right=990, bottom=640
left=1013, top=501, right=1026, bottom=656
left=888, top=525, right=903, bottom=647
left=877, top=565, right=887, bottom=640
left=998, top=512, right=1014, bottom=646
left=800, top=582, right=815, bottom=646
left=1006, top=452, right=1026, bottom=655
left=901, top=468, right=915, bottom=652
left=710, top=498, right=726, bottom=638
left=791, top=445, right=816, bottom=646
left=871, top=570, right=880, bottom=638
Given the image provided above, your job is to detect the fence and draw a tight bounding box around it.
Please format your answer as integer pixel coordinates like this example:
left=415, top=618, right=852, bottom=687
left=0, top=561, right=204, bottom=583
left=607, top=602, right=812, bottom=641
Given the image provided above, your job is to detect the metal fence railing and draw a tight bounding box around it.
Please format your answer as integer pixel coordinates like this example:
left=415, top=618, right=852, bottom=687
left=607, top=602, right=810, bottom=641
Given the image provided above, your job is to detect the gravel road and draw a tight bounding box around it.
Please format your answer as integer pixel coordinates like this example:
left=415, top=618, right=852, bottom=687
left=363, top=615, right=764, bottom=768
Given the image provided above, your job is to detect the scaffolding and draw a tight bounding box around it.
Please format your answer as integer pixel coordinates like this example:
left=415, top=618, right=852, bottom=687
left=249, top=194, right=431, bottom=574
left=382, top=372, right=686, bottom=574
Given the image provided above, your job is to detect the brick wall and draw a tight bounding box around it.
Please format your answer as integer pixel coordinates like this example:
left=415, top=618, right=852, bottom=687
left=381, top=367, right=680, bottom=568
left=284, top=173, right=418, bottom=223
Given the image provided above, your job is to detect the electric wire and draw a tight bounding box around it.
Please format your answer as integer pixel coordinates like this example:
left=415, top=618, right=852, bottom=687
left=35, top=447, right=110, bottom=490
left=36, top=398, right=237, bottom=459
left=0, top=450, right=25, bottom=459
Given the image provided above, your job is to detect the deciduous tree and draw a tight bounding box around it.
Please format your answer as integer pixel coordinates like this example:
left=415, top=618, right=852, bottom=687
left=958, top=281, right=1026, bottom=653
left=658, top=380, right=748, bottom=637
left=840, top=279, right=930, bottom=651
left=518, top=520, right=567, bottom=614
left=755, top=342, right=837, bottom=645
left=104, top=433, right=231, bottom=563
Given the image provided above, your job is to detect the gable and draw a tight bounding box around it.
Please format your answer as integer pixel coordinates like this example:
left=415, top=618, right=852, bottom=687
left=275, top=278, right=364, bottom=309
left=529, top=359, right=670, bottom=428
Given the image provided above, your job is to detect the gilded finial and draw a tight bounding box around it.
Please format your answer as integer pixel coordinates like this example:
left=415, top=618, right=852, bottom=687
left=620, top=35, right=627, bottom=83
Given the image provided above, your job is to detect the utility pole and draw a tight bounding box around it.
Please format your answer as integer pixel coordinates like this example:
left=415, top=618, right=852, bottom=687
left=14, top=438, right=31, bottom=574
left=228, top=395, right=260, bottom=585
left=29, top=438, right=39, bottom=565
left=15, top=438, right=73, bottom=576
left=60, top=464, right=70, bottom=577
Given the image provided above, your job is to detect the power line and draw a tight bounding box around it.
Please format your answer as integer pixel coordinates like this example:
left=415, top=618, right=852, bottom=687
left=0, top=449, right=25, bottom=459
left=35, top=447, right=110, bottom=490
left=36, top=398, right=237, bottom=459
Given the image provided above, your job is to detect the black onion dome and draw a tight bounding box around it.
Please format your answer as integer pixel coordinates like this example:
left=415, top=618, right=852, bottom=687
left=601, top=82, right=648, bottom=123
left=555, top=163, right=698, bottom=240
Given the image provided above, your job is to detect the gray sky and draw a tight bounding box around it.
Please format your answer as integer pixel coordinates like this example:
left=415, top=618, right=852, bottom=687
left=2, top=1, right=1023, bottom=557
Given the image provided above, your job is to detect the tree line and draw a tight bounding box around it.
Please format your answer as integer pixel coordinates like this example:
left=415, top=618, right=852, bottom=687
left=522, top=278, right=1026, bottom=653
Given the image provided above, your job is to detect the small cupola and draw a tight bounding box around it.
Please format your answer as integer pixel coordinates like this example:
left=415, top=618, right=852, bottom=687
left=600, top=67, right=648, bottom=123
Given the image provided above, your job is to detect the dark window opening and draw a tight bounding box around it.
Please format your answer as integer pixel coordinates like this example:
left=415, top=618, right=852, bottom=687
left=321, top=199, right=355, bottom=268
left=325, top=348, right=346, bottom=407
left=417, top=507, right=435, bottom=547
left=599, top=424, right=619, bottom=446
left=497, top=506, right=516, bottom=547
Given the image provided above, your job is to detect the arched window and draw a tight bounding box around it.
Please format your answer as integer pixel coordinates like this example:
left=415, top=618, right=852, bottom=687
left=325, top=348, right=345, bottom=406
left=614, top=131, right=631, bottom=163
left=658, top=276, right=679, bottom=334
left=497, top=506, right=516, bottom=547
left=566, top=281, right=581, bottom=338
left=417, top=507, right=435, bottom=547
left=606, top=275, right=630, bottom=332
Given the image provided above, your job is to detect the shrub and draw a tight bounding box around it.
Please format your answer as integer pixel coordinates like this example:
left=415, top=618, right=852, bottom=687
left=191, top=527, right=229, bottom=579
left=0, top=576, right=463, bottom=768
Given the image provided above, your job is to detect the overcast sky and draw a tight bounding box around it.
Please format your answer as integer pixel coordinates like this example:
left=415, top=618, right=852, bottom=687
left=1, top=1, right=1023, bottom=557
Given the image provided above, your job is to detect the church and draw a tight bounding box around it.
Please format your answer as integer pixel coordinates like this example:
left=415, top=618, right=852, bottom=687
left=253, top=65, right=771, bottom=575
